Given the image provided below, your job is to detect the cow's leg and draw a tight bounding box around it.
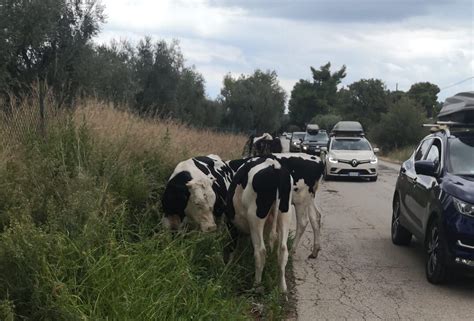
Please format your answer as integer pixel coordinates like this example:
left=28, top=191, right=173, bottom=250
left=277, top=210, right=291, bottom=293
left=308, top=201, right=322, bottom=259
left=249, top=215, right=266, bottom=286
left=291, top=203, right=309, bottom=256
left=224, top=221, right=240, bottom=263
left=269, top=202, right=279, bottom=252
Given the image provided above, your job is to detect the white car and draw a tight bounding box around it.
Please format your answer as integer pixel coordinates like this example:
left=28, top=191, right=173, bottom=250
left=322, top=136, right=379, bottom=181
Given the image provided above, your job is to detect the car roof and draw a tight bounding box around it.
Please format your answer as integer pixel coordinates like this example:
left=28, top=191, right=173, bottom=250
left=292, top=131, right=305, bottom=134
left=448, top=130, right=474, bottom=139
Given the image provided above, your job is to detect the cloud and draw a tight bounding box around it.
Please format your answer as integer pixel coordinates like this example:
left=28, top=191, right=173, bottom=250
left=208, top=0, right=470, bottom=23
left=97, top=0, right=473, bottom=101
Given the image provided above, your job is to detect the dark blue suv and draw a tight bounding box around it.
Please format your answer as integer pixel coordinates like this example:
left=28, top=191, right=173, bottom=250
left=391, top=126, right=474, bottom=284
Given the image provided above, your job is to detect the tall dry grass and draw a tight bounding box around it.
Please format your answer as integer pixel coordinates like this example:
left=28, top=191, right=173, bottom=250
left=75, top=100, right=246, bottom=164
left=1, top=97, right=246, bottom=165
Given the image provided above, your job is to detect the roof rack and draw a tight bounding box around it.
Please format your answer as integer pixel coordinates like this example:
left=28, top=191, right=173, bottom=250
left=422, top=121, right=474, bottom=136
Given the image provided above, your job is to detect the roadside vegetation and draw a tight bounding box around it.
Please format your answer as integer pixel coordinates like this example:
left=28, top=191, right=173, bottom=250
left=0, top=97, right=295, bottom=320
left=380, top=147, right=415, bottom=164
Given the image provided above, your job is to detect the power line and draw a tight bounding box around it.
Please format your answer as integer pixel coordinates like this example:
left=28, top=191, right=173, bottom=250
left=439, top=76, right=474, bottom=91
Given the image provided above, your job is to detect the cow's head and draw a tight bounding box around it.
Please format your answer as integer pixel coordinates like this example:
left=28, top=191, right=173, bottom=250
left=184, top=178, right=217, bottom=232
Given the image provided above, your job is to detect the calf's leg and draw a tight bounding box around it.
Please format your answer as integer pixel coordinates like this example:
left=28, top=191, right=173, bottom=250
left=277, top=210, right=291, bottom=293
left=224, top=221, right=240, bottom=264
left=249, top=215, right=266, bottom=286
left=291, top=203, right=309, bottom=255
left=308, top=201, right=322, bottom=259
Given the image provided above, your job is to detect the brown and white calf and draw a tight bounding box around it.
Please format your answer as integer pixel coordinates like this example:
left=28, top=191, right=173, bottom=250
left=225, top=157, right=293, bottom=292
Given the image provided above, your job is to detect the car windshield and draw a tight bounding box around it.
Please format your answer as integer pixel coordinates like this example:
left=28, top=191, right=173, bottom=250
left=304, top=132, right=328, bottom=142
left=332, top=139, right=371, bottom=151
left=292, top=133, right=305, bottom=140
left=448, top=136, right=474, bottom=175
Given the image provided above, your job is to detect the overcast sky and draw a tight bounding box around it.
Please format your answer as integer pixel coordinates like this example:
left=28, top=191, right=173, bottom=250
left=97, top=0, right=474, bottom=101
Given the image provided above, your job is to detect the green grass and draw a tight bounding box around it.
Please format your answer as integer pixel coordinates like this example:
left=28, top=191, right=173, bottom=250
left=0, top=105, right=288, bottom=320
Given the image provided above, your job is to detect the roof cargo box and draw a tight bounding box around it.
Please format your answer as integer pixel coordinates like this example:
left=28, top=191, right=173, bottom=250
left=438, top=91, right=474, bottom=124
left=306, top=124, right=320, bottom=134
left=331, top=121, right=364, bottom=136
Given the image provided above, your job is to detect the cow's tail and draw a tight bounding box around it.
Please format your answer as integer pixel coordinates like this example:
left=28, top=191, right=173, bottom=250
left=269, top=184, right=280, bottom=252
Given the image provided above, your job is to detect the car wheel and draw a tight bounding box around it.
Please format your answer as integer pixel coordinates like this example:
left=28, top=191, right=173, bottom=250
left=425, top=217, right=449, bottom=284
left=391, top=198, right=412, bottom=246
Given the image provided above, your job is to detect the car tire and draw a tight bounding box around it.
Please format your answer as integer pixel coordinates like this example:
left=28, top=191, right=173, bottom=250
left=391, top=198, right=412, bottom=246
left=425, top=217, right=449, bottom=284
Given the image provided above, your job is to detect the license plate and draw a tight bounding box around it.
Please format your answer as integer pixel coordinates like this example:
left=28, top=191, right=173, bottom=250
left=349, top=172, right=359, bottom=176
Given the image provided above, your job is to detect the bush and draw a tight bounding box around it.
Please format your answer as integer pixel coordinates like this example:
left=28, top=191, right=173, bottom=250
left=371, top=97, right=428, bottom=151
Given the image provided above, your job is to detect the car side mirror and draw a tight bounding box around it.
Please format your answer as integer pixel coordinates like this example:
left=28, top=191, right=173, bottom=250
left=320, top=146, right=327, bottom=152
left=373, top=147, right=380, bottom=153
left=414, top=160, right=438, bottom=177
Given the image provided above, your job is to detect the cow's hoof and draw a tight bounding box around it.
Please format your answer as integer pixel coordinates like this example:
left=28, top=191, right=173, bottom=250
left=308, top=248, right=320, bottom=259
left=254, top=284, right=264, bottom=294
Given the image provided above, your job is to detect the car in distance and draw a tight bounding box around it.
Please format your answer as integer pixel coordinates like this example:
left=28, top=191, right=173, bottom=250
left=321, top=121, right=378, bottom=181
left=391, top=91, right=474, bottom=284
left=322, top=136, right=379, bottom=181
left=289, top=132, right=305, bottom=152
left=301, top=130, right=329, bottom=155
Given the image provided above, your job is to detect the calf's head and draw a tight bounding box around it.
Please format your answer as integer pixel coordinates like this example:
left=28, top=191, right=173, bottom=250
left=184, top=179, right=217, bottom=232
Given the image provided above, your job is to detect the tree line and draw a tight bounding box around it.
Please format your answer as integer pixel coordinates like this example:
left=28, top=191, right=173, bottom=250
left=1, top=0, right=441, bottom=150
left=288, top=62, right=440, bottom=150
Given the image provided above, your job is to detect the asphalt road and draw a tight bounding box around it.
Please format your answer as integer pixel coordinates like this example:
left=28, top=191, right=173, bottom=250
left=280, top=138, right=474, bottom=320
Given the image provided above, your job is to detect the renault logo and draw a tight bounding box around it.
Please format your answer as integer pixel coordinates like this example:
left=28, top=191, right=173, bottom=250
left=351, top=159, right=358, bottom=167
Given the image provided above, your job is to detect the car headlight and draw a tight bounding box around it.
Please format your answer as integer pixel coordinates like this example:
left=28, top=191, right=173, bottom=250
left=453, top=197, right=474, bottom=217
left=370, top=155, right=378, bottom=164
left=292, top=141, right=299, bottom=146
left=302, top=145, right=308, bottom=150
left=328, top=156, right=338, bottom=164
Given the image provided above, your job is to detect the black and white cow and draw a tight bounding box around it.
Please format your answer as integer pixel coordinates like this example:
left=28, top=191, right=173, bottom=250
left=227, top=153, right=324, bottom=259
left=226, top=157, right=293, bottom=292
left=273, top=153, right=324, bottom=259
left=161, top=154, right=233, bottom=232
left=242, top=133, right=283, bottom=157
